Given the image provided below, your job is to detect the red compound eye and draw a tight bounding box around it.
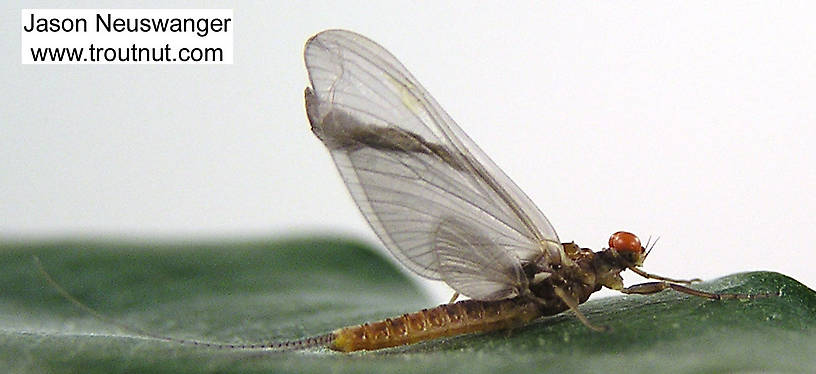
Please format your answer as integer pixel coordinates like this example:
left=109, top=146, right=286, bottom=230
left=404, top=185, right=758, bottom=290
left=608, top=231, right=643, bottom=253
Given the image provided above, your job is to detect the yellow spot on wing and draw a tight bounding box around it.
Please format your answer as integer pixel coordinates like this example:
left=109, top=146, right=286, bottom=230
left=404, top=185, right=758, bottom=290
left=386, top=74, right=422, bottom=114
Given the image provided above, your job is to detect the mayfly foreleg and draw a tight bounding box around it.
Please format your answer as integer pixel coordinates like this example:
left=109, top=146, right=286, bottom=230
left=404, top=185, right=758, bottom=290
left=626, top=266, right=701, bottom=285
left=621, top=281, right=771, bottom=300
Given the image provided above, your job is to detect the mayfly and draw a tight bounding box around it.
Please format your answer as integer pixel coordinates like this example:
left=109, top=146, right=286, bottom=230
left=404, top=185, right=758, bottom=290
left=300, top=29, right=768, bottom=352
left=38, top=29, right=767, bottom=354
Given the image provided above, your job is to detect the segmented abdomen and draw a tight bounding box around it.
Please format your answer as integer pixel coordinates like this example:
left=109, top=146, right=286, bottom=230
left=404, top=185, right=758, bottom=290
left=329, top=298, right=541, bottom=352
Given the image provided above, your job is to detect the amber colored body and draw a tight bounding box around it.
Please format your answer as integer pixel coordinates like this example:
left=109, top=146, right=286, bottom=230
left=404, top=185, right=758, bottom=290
left=330, top=298, right=541, bottom=352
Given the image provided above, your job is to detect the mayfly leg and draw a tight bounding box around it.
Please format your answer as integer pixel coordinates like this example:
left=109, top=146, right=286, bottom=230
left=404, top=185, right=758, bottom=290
left=448, top=292, right=460, bottom=303
left=627, top=266, right=701, bottom=285
left=621, top=281, right=773, bottom=300
left=551, top=287, right=608, bottom=332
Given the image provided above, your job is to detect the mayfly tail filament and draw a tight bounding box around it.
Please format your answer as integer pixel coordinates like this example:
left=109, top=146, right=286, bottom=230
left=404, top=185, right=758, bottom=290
left=33, top=255, right=335, bottom=352
left=179, top=333, right=336, bottom=351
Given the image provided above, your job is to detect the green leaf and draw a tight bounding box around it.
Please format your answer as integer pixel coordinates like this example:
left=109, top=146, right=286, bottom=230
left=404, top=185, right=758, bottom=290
left=2, top=238, right=814, bottom=373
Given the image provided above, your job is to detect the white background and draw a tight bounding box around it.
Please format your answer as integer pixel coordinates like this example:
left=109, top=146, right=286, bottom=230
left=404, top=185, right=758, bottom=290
left=3, top=1, right=814, bottom=303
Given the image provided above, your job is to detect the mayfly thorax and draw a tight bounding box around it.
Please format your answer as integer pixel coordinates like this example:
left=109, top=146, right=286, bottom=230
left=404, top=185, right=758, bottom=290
left=38, top=29, right=770, bottom=353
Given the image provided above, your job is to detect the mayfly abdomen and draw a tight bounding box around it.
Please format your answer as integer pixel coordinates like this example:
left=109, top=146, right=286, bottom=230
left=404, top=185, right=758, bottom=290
left=329, top=298, right=541, bottom=352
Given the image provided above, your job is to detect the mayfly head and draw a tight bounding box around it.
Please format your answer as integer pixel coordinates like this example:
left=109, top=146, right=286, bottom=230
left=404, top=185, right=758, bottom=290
left=588, top=231, right=648, bottom=291
left=608, top=231, right=647, bottom=267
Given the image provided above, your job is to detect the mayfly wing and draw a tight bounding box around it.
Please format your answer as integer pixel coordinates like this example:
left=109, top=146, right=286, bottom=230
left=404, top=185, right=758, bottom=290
left=435, top=216, right=529, bottom=300
left=304, top=30, right=564, bottom=300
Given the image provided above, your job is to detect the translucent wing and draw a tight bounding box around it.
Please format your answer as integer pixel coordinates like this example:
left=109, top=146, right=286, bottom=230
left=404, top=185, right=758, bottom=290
left=304, top=30, right=564, bottom=300
left=435, top=216, right=527, bottom=300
